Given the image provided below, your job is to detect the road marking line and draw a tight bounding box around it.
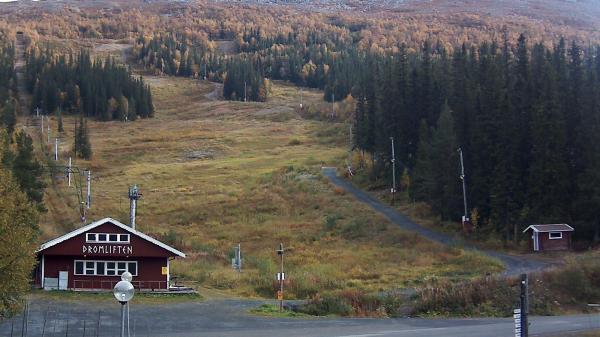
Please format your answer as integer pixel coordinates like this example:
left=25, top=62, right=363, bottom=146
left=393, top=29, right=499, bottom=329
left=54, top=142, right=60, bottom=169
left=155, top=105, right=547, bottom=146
left=336, top=327, right=449, bottom=337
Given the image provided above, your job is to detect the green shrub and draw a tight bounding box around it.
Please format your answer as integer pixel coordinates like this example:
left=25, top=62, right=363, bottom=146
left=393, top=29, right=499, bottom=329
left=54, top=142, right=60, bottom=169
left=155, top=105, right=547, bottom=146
left=323, top=214, right=339, bottom=231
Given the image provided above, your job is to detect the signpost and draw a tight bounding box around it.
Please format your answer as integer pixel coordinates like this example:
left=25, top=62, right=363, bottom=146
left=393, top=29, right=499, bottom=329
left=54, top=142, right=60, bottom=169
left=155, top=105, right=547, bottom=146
left=232, top=244, right=242, bottom=272
left=514, top=273, right=529, bottom=337
left=276, top=243, right=285, bottom=312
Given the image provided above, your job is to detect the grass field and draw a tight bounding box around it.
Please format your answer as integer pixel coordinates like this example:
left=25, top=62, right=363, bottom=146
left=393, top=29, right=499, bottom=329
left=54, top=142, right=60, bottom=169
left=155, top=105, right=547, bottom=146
left=33, top=74, right=502, bottom=299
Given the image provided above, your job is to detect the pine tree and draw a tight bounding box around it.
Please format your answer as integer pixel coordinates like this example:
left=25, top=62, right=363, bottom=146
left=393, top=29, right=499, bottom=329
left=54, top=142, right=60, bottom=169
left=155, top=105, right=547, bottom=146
left=79, top=118, right=92, bottom=160
left=127, top=97, right=137, bottom=121
left=1, top=98, right=16, bottom=135
left=410, top=120, right=432, bottom=202
left=12, top=131, right=46, bottom=209
left=428, top=103, right=461, bottom=220
left=57, top=107, right=64, bottom=133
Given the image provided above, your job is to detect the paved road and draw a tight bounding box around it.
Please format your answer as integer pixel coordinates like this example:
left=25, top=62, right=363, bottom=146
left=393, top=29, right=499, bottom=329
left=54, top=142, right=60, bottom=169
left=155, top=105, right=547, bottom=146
left=321, top=167, right=548, bottom=276
left=1, top=297, right=599, bottom=337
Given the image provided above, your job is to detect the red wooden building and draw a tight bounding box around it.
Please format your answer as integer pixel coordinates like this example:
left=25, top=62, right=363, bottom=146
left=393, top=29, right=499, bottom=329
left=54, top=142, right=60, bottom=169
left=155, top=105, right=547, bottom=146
left=523, top=224, right=574, bottom=252
left=35, top=218, right=185, bottom=291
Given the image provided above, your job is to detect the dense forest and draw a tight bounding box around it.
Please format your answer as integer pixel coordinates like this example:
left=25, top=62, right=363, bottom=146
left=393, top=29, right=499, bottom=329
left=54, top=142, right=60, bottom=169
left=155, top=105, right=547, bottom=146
left=133, top=33, right=270, bottom=102
left=352, top=36, right=600, bottom=242
left=25, top=49, right=154, bottom=121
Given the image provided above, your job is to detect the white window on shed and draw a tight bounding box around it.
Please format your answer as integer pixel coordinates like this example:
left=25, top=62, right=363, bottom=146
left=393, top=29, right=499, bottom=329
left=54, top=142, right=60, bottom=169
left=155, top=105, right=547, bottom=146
left=549, top=232, right=563, bottom=239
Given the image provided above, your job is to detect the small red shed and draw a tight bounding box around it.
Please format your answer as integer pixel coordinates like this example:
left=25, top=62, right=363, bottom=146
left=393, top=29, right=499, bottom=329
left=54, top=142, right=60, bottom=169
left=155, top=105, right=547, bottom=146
left=523, top=224, right=574, bottom=252
left=35, top=217, right=185, bottom=291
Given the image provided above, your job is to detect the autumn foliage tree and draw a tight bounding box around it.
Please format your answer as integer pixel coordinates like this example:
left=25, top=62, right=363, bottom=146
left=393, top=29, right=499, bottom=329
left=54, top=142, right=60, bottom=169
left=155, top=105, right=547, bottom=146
left=0, top=165, right=38, bottom=318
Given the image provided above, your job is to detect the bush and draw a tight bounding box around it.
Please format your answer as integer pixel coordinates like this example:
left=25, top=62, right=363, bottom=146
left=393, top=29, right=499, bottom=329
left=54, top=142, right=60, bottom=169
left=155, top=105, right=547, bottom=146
left=410, top=254, right=600, bottom=317
left=323, top=214, right=339, bottom=231
left=298, top=295, right=353, bottom=316
left=411, top=277, right=516, bottom=317
left=297, top=290, right=390, bottom=317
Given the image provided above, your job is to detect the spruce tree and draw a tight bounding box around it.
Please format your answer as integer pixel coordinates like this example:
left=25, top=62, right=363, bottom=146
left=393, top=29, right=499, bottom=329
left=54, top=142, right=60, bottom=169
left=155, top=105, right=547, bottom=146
left=12, top=131, right=46, bottom=209
left=57, top=107, right=64, bottom=133
left=428, top=103, right=461, bottom=220
left=1, top=98, right=16, bottom=135
left=410, top=120, right=432, bottom=202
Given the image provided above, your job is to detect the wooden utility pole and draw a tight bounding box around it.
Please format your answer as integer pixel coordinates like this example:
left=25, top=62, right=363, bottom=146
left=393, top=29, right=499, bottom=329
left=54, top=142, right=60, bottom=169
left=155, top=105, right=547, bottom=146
left=390, top=137, right=396, bottom=204
left=458, top=147, right=469, bottom=224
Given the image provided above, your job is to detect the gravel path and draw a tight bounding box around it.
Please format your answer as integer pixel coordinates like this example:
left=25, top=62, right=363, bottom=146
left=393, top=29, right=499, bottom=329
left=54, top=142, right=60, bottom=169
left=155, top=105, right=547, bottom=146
left=321, top=167, right=549, bottom=277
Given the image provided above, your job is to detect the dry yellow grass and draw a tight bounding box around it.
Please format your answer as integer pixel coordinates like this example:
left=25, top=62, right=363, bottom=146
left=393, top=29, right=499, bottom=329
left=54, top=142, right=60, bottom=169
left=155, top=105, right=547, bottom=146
left=32, top=76, right=502, bottom=299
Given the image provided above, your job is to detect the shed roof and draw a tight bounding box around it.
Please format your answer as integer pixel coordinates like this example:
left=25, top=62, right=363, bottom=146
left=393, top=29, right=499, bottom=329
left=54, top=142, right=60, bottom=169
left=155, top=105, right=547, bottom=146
left=522, top=224, right=574, bottom=233
left=37, top=217, right=185, bottom=257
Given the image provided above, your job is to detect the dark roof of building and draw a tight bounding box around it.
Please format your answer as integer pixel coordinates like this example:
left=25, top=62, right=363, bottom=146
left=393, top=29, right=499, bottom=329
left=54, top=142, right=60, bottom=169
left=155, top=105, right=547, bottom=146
left=37, top=217, right=185, bottom=257
left=522, top=224, right=574, bottom=233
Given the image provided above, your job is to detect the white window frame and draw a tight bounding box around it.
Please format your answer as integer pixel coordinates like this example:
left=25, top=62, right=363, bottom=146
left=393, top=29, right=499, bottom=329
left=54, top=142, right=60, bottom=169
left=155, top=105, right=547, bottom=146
left=85, top=233, right=130, bottom=244
left=74, top=260, right=138, bottom=276
left=549, top=232, right=563, bottom=240
left=84, top=261, right=96, bottom=275
left=106, top=261, right=117, bottom=276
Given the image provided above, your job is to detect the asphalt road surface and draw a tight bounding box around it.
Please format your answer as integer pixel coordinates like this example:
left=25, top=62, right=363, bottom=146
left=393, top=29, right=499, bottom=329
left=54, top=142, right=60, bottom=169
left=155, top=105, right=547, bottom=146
left=1, top=297, right=599, bottom=337
left=321, top=167, right=548, bottom=276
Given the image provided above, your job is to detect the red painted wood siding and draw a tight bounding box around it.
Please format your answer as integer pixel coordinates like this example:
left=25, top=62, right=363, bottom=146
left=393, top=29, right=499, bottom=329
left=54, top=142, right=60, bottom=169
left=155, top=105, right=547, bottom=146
left=43, top=255, right=168, bottom=290
left=539, top=231, right=571, bottom=251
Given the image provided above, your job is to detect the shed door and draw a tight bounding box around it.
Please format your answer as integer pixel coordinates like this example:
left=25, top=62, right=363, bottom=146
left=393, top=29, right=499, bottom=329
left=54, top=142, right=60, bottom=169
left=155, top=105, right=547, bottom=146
left=58, top=271, right=68, bottom=290
left=533, top=232, right=540, bottom=251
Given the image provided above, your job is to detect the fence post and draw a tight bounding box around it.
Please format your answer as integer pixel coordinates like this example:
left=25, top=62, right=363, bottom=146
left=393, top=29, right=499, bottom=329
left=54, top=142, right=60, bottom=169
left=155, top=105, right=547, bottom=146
left=96, top=310, right=100, bottom=337
left=42, top=306, right=49, bottom=337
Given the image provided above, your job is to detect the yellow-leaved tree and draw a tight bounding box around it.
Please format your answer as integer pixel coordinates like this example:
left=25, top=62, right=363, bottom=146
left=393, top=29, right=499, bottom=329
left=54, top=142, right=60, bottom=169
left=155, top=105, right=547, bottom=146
left=0, top=167, right=38, bottom=318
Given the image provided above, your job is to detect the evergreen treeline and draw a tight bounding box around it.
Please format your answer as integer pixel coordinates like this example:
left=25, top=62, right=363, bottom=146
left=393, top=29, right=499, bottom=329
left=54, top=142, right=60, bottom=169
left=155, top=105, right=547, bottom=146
left=353, top=36, right=600, bottom=242
left=223, top=56, right=269, bottom=102
left=25, top=49, right=154, bottom=121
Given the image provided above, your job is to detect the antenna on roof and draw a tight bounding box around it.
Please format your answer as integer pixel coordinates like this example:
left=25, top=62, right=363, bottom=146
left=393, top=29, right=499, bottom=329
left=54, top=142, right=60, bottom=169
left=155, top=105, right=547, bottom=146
left=128, top=185, right=142, bottom=229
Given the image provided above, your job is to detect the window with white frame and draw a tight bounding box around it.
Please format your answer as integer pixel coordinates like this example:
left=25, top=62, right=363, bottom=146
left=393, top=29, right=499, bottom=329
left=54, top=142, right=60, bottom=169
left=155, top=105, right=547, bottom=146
left=74, top=260, right=138, bottom=276
left=549, top=232, right=563, bottom=239
left=85, top=233, right=130, bottom=244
